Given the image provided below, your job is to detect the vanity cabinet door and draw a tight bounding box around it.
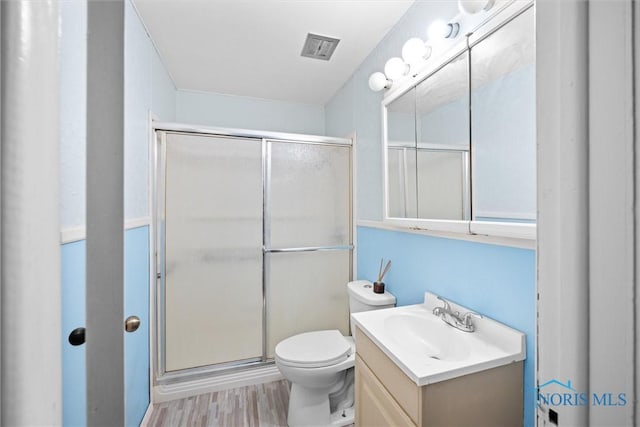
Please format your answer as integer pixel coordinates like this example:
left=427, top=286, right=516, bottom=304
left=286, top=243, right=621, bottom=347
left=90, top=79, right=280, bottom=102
left=355, top=326, right=420, bottom=422
left=355, top=356, right=416, bottom=427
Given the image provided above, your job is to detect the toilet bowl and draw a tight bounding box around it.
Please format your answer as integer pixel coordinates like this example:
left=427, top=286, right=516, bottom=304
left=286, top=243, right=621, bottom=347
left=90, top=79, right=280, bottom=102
left=275, top=280, right=396, bottom=427
left=275, top=330, right=355, bottom=427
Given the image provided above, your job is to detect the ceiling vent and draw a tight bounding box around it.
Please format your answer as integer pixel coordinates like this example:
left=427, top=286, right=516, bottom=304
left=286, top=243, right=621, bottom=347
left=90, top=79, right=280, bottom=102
left=301, top=33, right=340, bottom=61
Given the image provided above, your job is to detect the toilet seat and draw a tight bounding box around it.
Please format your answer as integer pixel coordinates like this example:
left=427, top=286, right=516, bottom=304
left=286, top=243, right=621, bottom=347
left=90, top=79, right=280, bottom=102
left=275, top=330, right=351, bottom=368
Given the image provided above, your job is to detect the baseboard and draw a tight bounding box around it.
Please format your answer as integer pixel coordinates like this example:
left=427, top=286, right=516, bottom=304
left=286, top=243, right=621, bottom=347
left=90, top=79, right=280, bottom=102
left=139, top=403, right=154, bottom=427
left=152, top=364, right=284, bottom=403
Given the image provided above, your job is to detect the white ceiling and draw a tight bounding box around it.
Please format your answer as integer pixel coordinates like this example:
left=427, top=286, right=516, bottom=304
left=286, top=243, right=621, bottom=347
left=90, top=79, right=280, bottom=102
left=133, top=0, right=414, bottom=105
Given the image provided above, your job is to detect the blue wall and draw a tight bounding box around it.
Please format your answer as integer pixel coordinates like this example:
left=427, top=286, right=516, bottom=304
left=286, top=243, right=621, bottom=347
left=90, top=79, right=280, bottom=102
left=357, top=226, right=536, bottom=426
left=124, top=227, right=151, bottom=426
left=61, top=240, right=86, bottom=427
left=61, top=227, right=150, bottom=427
left=176, top=90, right=325, bottom=135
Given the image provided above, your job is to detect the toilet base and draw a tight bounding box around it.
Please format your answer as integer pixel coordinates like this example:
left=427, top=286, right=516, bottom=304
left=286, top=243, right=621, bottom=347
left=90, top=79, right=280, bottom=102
left=329, top=406, right=354, bottom=426
left=287, top=383, right=355, bottom=427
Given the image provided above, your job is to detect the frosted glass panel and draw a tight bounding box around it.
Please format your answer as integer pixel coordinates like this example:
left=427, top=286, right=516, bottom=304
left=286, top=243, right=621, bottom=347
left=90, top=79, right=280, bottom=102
left=266, top=250, right=351, bottom=358
left=387, top=147, right=417, bottom=218
left=269, top=142, right=350, bottom=248
left=387, top=148, right=405, bottom=218
left=164, top=133, right=263, bottom=371
left=416, top=151, right=465, bottom=220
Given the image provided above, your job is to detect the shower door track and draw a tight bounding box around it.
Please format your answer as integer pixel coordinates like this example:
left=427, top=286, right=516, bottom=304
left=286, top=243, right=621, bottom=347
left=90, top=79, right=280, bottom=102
left=154, top=121, right=351, bottom=146
left=152, top=122, right=353, bottom=385
left=265, top=245, right=354, bottom=253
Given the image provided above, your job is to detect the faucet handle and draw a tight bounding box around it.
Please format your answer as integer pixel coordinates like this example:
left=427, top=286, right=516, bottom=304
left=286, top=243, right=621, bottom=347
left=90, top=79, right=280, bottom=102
left=436, top=296, right=451, bottom=311
left=461, top=311, right=483, bottom=328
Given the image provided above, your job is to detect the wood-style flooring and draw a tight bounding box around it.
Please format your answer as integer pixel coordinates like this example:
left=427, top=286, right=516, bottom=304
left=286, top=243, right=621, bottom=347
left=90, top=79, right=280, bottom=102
left=147, top=380, right=290, bottom=427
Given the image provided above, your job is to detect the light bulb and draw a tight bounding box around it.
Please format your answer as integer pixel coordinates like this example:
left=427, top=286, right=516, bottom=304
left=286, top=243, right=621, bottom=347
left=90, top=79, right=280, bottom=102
left=384, top=57, right=409, bottom=80
left=458, top=0, right=485, bottom=14
left=428, top=20, right=450, bottom=40
left=368, top=72, right=391, bottom=92
left=458, top=0, right=495, bottom=14
left=402, top=38, right=432, bottom=66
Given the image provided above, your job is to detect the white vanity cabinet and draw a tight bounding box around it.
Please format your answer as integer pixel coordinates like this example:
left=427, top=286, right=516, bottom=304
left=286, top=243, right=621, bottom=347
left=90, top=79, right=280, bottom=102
left=354, top=326, right=524, bottom=427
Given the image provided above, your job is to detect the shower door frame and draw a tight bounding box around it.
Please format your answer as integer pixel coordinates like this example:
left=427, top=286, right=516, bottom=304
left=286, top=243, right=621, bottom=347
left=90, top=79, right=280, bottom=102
left=151, top=122, right=355, bottom=385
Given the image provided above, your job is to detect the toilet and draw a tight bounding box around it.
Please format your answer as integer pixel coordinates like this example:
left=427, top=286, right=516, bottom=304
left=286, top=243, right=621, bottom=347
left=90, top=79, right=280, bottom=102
left=275, top=280, right=396, bottom=427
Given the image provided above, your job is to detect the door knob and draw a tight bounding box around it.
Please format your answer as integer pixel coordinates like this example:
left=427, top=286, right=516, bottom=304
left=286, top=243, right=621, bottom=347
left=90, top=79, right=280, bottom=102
left=68, top=327, right=86, bottom=346
left=124, top=315, right=141, bottom=333
left=68, top=317, right=140, bottom=346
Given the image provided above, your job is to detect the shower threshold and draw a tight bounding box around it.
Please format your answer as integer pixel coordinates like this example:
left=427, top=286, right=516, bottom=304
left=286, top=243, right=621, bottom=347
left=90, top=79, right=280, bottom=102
left=153, top=359, right=283, bottom=403
left=157, top=358, right=276, bottom=386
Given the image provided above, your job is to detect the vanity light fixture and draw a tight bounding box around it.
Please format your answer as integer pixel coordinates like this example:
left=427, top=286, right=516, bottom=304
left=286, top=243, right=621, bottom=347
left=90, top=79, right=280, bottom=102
left=368, top=72, right=392, bottom=92
left=402, top=38, right=433, bottom=66
left=367, top=12, right=465, bottom=92
left=428, top=20, right=460, bottom=40
left=384, top=57, right=410, bottom=80
left=448, top=22, right=461, bottom=38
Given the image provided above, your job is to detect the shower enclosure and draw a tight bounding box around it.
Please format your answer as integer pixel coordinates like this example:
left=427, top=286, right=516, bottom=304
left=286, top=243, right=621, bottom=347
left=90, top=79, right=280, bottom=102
left=153, top=124, right=353, bottom=380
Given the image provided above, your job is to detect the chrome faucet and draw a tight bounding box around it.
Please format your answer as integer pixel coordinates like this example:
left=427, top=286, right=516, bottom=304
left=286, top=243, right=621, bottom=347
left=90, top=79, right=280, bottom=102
left=432, top=296, right=482, bottom=332
left=432, top=296, right=452, bottom=317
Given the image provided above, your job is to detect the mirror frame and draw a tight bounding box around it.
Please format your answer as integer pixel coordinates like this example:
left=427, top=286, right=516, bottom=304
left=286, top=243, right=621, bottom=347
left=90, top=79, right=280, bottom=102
left=381, top=0, right=536, bottom=241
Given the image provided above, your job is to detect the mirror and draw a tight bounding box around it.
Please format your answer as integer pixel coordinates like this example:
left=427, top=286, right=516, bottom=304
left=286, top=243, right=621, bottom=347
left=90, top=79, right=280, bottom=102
left=386, top=53, right=469, bottom=221
left=470, top=7, right=535, bottom=223
left=415, top=53, right=469, bottom=220
left=384, top=6, right=535, bottom=231
left=386, top=88, right=417, bottom=218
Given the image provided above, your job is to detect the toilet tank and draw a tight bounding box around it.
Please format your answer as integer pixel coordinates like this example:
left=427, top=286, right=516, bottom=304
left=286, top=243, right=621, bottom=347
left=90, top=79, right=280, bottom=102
left=347, top=280, right=396, bottom=333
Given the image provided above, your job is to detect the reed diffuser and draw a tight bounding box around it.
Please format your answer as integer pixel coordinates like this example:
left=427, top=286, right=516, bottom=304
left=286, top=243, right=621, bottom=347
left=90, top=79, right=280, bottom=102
left=374, top=258, right=391, bottom=294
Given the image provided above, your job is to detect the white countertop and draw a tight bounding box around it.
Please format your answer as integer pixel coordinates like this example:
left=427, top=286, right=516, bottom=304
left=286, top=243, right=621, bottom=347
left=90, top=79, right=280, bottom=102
left=351, top=292, right=526, bottom=386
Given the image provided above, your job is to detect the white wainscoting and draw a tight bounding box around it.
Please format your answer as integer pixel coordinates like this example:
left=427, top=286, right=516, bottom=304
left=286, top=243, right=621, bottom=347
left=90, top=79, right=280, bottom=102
left=60, top=217, right=151, bottom=244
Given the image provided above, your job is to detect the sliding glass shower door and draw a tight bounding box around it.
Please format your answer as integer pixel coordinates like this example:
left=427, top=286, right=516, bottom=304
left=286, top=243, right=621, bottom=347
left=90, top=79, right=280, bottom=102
left=163, top=133, right=263, bottom=372
left=158, top=130, right=352, bottom=376
left=266, top=140, right=352, bottom=357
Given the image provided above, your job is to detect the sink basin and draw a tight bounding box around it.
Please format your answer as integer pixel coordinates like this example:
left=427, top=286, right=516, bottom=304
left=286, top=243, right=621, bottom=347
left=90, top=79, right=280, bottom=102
left=385, top=313, right=471, bottom=362
left=351, top=292, right=525, bottom=386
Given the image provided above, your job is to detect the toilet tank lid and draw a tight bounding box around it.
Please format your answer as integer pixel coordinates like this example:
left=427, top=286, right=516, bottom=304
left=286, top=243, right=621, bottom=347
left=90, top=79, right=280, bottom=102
left=347, top=280, right=396, bottom=306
